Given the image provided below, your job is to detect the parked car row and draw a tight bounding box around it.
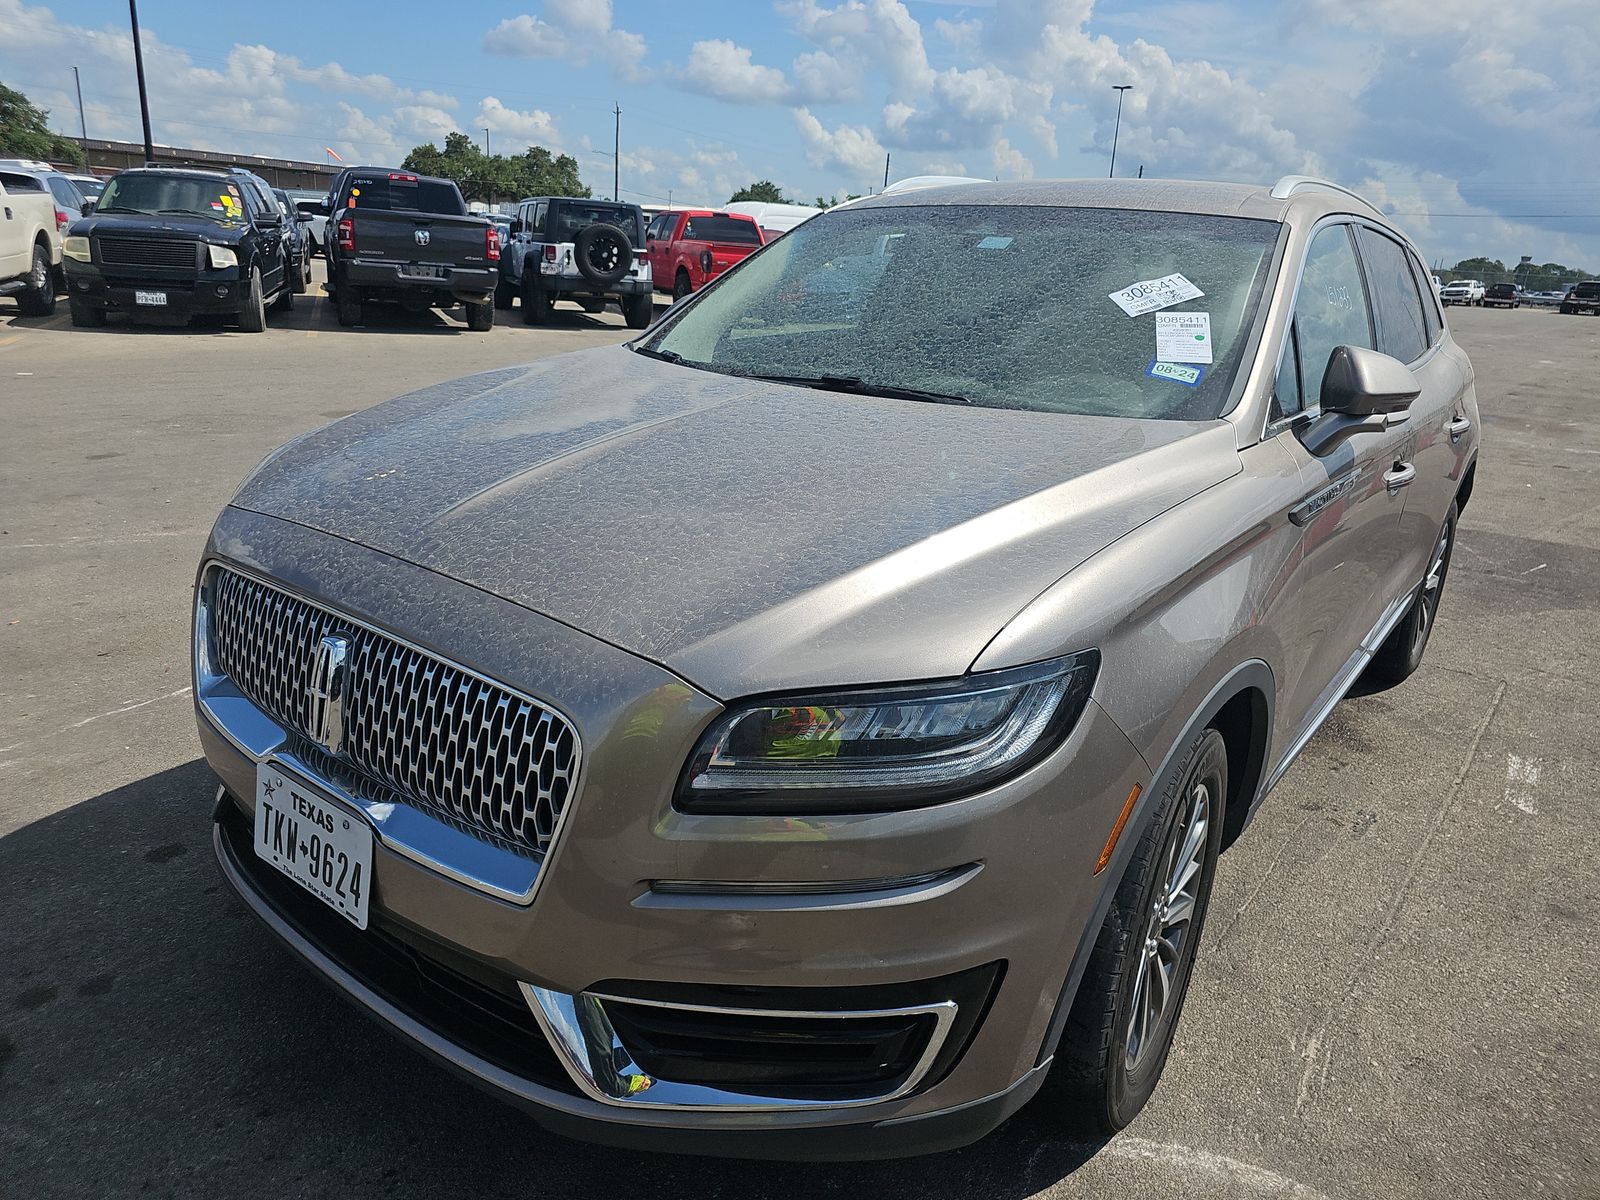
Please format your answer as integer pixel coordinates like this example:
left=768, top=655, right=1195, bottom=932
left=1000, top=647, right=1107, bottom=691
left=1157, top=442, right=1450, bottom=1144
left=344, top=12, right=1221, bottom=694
left=1435, top=277, right=1599, bottom=313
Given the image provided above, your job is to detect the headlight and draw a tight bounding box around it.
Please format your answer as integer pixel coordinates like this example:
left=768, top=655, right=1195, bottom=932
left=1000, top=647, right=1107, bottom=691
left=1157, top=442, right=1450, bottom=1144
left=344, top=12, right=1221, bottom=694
left=63, top=235, right=91, bottom=262
left=207, top=244, right=238, bottom=269
left=678, top=651, right=1099, bottom=813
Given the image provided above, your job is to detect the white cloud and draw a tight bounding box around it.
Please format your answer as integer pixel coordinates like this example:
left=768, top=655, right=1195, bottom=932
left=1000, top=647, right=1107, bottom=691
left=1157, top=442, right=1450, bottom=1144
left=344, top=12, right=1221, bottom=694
left=483, top=2, right=647, bottom=79
left=475, top=97, right=563, bottom=149
left=682, top=40, right=793, bottom=104
left=793, top=107, right=887, bottom=181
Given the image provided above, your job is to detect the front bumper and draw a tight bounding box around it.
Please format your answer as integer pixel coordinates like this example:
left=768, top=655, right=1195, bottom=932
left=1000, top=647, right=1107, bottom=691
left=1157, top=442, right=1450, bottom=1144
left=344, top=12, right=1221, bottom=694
left=65, top=259, right=245, bottom=317
left=195, top=507, right=1147, bottom=1155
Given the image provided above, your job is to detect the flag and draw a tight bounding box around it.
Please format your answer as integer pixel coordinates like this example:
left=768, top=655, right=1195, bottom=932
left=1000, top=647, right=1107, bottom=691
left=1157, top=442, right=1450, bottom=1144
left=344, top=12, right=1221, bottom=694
left=324, top=147, right=343, bottom=162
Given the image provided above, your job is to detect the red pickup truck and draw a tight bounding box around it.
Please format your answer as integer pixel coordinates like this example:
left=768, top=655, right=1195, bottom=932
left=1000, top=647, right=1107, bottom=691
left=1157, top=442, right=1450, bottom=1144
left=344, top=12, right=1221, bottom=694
left=643, top=209, right=764, bottom=300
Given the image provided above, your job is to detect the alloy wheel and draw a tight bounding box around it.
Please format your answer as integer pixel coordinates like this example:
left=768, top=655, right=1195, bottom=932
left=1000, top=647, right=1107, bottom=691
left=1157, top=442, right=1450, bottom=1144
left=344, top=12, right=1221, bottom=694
left=1125, top=778, right=1209, bottom=1070
left=1412, top=523, right=1451, bottom=654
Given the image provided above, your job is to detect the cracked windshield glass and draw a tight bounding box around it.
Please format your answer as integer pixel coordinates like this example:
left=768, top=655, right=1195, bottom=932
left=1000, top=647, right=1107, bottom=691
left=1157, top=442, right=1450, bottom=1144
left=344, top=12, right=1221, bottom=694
left=646, top=204, right=1279, bottom=419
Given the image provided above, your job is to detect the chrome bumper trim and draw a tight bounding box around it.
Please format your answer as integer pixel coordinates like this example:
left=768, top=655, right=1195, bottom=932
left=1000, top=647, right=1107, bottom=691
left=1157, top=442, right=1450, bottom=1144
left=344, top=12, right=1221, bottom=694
left=521, top=984, right=959, bottom=1112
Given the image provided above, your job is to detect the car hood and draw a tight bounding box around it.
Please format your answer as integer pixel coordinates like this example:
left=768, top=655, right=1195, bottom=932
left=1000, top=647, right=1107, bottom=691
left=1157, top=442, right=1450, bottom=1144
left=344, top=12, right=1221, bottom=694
left=228, top=346, right=1241, bottom=698
left=72, top=212, right=247, bottom=242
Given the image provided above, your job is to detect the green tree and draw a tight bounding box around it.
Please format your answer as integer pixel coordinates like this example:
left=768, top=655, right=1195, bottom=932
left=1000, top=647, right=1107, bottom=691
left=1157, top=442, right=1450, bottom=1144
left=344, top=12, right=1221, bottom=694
left=0, top=82, right=85, bottom=166
left=728, top=180, right=787, bottom=204
left=403, top=132, right=588, bottom=204
left=812, top=192, right=862, bottom=209
left=1449, top=256, right=1506, bottom=277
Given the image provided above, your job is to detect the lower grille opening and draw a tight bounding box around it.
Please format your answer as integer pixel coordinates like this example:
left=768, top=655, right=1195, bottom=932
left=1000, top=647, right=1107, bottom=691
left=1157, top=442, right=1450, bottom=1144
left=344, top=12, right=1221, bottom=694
left=215, top=795, right=573, bottom=1093
left=606, top=1003, right=934, bottom=1095
left=591, top=962, right=1004, bottom=1103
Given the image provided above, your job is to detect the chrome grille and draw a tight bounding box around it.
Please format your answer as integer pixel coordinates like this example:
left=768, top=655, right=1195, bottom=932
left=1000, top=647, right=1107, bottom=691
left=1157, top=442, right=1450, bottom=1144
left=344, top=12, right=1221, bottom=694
left=97, top=237, right=197, bottom=269
left=208, top=567, right=579, bottom=855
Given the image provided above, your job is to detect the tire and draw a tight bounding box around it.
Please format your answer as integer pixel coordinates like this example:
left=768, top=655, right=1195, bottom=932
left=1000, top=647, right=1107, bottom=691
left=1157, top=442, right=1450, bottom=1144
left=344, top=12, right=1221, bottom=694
left=336, top=284, right=362, bottom=327
left=465, top=299, right=494, bottom=331
left=580, top=296, right=606, bottom=314
left=69, top=295, right=105, bottom=327
left=1047, top=728, right=1228, bottom=1135
left=1366, top=500, right=1457, bottom=687
left=290, top=252, right=307, bottom=295
left=494, top=279, right=515, bottom=310
left=673, top=269, right=692, bottom=302
left=573, top=223, right=632, bottom=287
left=1560, top=304, right=1574, bottom=315
left=15, top=242, right=56, bottom=316
left=237, top=267, right=266, bottom=332
left=623, top=291, right=653, bottom=330
left=521, top=274, right=552, bottom=326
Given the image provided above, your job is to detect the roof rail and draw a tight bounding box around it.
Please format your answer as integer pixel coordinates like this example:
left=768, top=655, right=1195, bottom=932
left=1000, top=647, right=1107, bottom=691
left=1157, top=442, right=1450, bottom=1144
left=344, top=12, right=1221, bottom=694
left=1269, top=174, right=1378, bottom=208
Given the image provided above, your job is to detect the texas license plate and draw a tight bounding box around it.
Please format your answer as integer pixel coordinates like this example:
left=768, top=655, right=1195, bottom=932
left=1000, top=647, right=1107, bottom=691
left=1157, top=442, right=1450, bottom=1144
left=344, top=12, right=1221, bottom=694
left=134, top=290, right=167, bottom=306
left=254, top=762, right=373, bottom=929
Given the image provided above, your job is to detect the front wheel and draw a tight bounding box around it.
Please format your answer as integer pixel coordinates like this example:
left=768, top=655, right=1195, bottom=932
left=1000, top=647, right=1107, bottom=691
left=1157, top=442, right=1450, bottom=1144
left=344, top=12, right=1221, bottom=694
left=1046, top=728, right=1227, bottom=1134
left=1366, top=500, right=1457, bottom=687
left=494, top=279, right=516, bottom=310
left=465, top=299, right=494, bottom=331
left=16, top=243, right=56, bottom=316
left=290, top=252, right=307, bottom=295
left=521, top=275, right=552, bottom=325
left=237, top=267, right=266, bottom=332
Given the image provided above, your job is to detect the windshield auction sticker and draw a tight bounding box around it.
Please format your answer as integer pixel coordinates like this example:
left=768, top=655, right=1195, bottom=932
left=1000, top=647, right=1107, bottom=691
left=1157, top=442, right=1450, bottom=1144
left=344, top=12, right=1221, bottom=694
left=1109, top=272, right=1205, bottom=317
left=1154, top=311, right=1213, bottom=363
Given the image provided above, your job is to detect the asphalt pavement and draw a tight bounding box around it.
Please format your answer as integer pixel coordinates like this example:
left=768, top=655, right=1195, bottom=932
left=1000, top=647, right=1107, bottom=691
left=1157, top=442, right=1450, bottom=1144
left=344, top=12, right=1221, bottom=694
left=2, top=274, right=1597, bottom=1199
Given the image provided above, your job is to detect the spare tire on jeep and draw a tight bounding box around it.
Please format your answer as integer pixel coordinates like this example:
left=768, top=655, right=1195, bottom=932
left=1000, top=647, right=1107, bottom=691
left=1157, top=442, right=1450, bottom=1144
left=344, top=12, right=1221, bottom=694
left=574, top=223, right=633, bottom=287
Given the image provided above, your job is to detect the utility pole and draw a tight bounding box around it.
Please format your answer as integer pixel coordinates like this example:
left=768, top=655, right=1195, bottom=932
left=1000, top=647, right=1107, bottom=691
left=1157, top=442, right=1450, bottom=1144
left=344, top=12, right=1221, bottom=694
left=1137, top=164, right=1144, bottom=179
left=71, top=66, right=88, bottom=143
left=484, top=127, right=490, bottom=156
left=883, top=152, right=890, bottom=190
left=612, top=101, right=621, bottom=202
left=128, top=0, right=155, bottom=163
left=1109, top=84, right=1132, bottom=179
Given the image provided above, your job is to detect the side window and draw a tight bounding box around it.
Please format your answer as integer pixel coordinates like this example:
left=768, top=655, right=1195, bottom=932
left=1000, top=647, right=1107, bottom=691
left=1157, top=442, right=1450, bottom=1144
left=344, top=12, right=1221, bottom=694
left=1293, top=224, right=1373, bottom=409
left=531, top=202, right=547, bottom=237
left=48, top=177, right=80, bottom=208
left=648, top=213, right=669, bottom=241
left=1407, top=250, right=1443, bottom=344
left=683, top=217, right=698, bottom=240
left=1355, top=226, right=1427, bottom=363
left=1274, top=323, right=1303, bottom=417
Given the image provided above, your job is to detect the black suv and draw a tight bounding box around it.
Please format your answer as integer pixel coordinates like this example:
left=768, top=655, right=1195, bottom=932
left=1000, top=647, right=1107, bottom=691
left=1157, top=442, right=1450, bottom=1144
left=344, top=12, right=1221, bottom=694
left=63, top=166, right=306, bottom=330
left=498, top=196, right=653, bottom=328
left=1482, top=283, right=1520, bottom=309
left=1560, top=280, right=1600, bottom=316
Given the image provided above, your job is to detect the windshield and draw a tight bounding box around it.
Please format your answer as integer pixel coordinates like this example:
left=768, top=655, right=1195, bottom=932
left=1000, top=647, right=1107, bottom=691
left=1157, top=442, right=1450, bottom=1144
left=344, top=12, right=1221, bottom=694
left=642, top=204, right=1279, bottom=420
left=552, top=202, right=645, bottom=246
left=74, top=178, right=105, bottom=200
left=97, top=173, right=247, bottom=221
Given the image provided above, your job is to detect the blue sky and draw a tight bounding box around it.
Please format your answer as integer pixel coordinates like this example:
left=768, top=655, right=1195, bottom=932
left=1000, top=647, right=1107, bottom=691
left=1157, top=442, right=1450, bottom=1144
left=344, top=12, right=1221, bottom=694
left=4, top=0, right=1597, bottom=267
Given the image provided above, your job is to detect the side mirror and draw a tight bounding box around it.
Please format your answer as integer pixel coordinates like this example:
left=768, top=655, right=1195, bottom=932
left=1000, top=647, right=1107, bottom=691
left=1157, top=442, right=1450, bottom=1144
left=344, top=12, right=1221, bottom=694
left=1301, top=345, right=1421, bottom=456
left=295, top=211, right=313, bottom=222
left=81, top=199, right=96, bottom=216
left=1319, top=344, right=1420, bottom=416
left=255, top=209, right=283, bottom=228
left=315, top=199, right=331, bottom=216
left=509, top=219, right=524, bottom=235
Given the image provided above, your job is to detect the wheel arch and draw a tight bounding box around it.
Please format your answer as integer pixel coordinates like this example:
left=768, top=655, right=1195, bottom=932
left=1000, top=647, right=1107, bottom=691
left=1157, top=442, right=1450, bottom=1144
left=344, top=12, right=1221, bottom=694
left=1033, top=659, right=1274, bottom=1069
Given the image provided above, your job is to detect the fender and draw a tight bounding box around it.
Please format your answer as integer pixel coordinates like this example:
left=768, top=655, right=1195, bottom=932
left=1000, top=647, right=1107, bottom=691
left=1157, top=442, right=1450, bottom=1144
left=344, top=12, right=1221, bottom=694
left=1032, top=659, right=1275, bottom=1068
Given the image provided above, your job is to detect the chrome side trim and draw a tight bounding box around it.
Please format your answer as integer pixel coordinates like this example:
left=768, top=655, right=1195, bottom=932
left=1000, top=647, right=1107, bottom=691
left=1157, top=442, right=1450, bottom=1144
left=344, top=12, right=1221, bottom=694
left=637, top=863, right=983, bottom=912
left=1262, top=586, right=1415, bottom=795
left=522, top=984, right=959, bottom=1112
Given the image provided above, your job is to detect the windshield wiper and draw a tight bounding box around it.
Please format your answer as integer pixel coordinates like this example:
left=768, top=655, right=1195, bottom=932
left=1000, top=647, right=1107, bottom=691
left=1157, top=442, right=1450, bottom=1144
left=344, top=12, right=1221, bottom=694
left=747, top=373, right=973, bottom=406
left=631, top=346, right=683, bottom=364
left=159, top=208, right=224, bottom=219
left=95, top=205, right=145, bottom=214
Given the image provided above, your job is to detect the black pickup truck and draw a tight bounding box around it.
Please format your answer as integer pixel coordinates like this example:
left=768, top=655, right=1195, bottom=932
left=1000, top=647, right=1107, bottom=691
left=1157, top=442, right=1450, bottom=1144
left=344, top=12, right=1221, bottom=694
left=320, top=167, right=499, bottom=329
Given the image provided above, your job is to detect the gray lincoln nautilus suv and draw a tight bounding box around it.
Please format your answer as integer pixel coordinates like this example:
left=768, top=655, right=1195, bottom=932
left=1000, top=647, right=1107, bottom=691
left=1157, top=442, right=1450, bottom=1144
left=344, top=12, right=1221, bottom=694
left=194, top=175, right=1478, bottom=1158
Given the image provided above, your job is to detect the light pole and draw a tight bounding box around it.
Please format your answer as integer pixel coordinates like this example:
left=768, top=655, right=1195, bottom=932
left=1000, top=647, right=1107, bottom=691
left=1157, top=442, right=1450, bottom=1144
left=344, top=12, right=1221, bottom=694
left=1109, top=84, right=1132, bottom=179
left=128, top=0, right=155, bottom=163
left=72, top=66, right=88, bottom=143
left=484, top=127, right=490, bottom=156
left=612, top=101, right=621, bottom=201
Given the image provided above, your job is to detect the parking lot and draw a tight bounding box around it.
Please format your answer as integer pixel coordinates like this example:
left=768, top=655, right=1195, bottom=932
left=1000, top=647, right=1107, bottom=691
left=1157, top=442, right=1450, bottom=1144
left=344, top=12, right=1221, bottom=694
left=1, top=287, right=1597, bottom=1198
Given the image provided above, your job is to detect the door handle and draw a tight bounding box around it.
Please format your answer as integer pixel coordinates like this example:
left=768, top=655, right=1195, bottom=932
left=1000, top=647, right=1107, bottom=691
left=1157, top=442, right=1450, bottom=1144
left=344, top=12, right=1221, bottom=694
left=1384, top=462, right=1416, bottom=492
left=1448, top=416, right=1472, bottom=442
